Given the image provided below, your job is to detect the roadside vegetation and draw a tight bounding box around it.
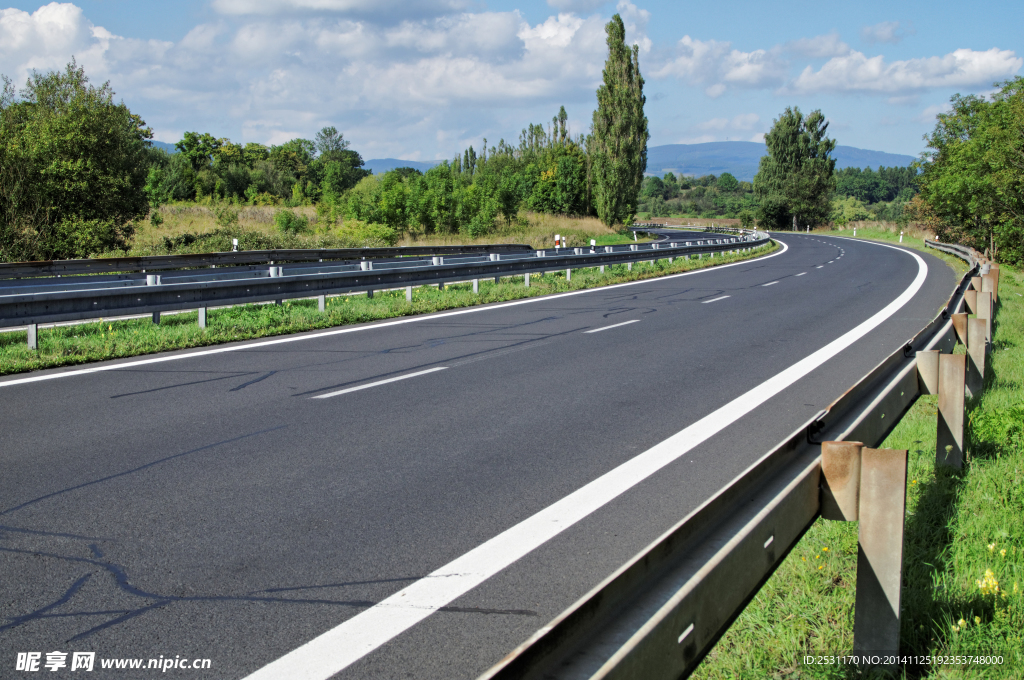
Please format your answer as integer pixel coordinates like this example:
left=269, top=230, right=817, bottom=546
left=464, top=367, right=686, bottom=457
left=0, top=242, right=775, bottom=376
left=695, top=254, right=1023, bottom=678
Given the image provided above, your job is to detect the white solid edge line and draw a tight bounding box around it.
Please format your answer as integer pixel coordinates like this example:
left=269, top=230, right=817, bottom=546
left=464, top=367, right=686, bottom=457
left=583, top=320, right=640, bottom=334
left=762, top=281, right=778, bottom=287
left=701, top=295, right=730, bottom=304
left=240, top=240, right=927, bottom=680
left=310, top=367, right=448, bottom=399
left=0, top=241, right=789, bottom=389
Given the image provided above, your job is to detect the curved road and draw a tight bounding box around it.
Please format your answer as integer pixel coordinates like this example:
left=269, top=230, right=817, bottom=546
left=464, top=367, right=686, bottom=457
left=1, top=234, right=954, bottom=678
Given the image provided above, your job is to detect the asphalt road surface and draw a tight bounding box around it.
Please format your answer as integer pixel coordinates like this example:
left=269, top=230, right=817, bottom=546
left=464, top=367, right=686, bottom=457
left=1, top=234, right=955, bottom=678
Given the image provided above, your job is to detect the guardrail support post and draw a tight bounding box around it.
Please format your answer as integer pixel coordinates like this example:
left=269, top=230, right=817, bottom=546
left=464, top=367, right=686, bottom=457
left=525, top=273, right=530, bottom=287
left=952, top=312, right=968, bottom=345
left=853, top=447, right=909, bottom=661
left=198, top=307, right=207, bottom=328
left=820, top=441, right=863, bottom=521
left=27, top=323, right=38, bottom=350
left=981, top=273, right=998, bottom=305
left=976, top=291, right=992, bottom=343
left=473, top=279, right=479, bottom=294
left=367, top=290, right=374, bottom=299
left=966, top=317, right=986, bottom=398
left=938, top=353, right=966, bottom=468
left=566, top=269, right=571, bottom=281
left=964, top=289, right=977, bottom=314
left=438, top=281, right=445, bottom=291
left=406, top=286, right=413, bottom=302
left=916, top=350, right=939, bottom=395
left=318, top=295, right=326, bottom=312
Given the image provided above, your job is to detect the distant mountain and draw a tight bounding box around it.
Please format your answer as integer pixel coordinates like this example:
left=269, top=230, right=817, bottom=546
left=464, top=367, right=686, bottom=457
left=364, top=158, right=442, bottom=174
left=646, top=141, right=916, bottom=182
left=150, top=140, right=177, bottom=153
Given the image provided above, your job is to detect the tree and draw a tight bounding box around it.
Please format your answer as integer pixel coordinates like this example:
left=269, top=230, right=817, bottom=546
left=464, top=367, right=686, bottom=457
left=314, top=126, right=349, bottom=160
left=716, top=172, right=739, bottom=192
left=753, top=107, right=836, bottom=230
left=176, top=131, right=222, bottom=171
left=1, top=60, right=152, bottom=261
left=918, top=78, right=1024, bottom=263
left=589, top=14, right=648, bottom=227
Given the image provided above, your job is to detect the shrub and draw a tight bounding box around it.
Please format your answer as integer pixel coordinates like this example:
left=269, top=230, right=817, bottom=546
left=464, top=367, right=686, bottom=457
left=274, top=208, right=309, bottom=234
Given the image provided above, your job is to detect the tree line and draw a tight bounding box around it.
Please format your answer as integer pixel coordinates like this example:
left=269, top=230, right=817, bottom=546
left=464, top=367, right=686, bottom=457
left=0, top=14, right=648, bottom=262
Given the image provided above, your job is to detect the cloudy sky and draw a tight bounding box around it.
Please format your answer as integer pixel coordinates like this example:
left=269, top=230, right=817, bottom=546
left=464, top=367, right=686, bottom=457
left=1, top=0, right=1021, bottom=161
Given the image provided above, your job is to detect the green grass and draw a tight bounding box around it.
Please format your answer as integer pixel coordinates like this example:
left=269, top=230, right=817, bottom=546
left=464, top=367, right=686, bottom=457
left=0, top=243, right=776, bottom=375
left=694, top=263, right=1024, bottom=678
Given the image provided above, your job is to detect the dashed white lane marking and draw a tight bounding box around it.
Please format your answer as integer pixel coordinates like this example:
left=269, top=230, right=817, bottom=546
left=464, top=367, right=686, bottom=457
left=816, top=265, right=824, bottom=269
left=241, top=241, right=929, bottom=680
left=310, top=367, right=448, bottom=399
left=795, top=272, right=807, bottom=277
left=584, top=320, right=640, bottom=334
left=702, top=295, right=730, bottom=304
left=762, top=281, right=779, bottom=286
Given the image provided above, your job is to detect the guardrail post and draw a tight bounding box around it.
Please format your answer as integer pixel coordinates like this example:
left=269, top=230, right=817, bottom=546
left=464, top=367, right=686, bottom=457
left=525, top=273, right=530, bottom=287
left=473, top=279, right=479, bottom=294
left=952, top=312, right=968, bottom=345
left=821, top=442, right=909, bottom=662
left=964, top=289, right=978, bottom=314
left=966, top=317, right=986, bottom=398
left=198, top=307, right=207, bottom=328
left=981, top=273, right=998, bottom=305
left=317, top=295, right=325, bottom=312
left=916, top=350, right=939, bottom=395
left=566, top=268, right=571, bottom=282
left=976, top=291, right=992, bottom=343
left=147, top=274, right=162, bottom=323
left=853, top=447, right=909, bottom=661
left=27, top=323, right=38, bottom=350
left=937, top=353, right=967, bottom=467
left=406, top=286, right=413, bottom=302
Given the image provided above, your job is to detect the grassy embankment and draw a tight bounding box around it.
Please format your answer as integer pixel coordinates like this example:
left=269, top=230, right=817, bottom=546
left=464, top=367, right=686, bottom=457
left=128, top=205, right=651, bottom=255
left=0, top=240, right=777, bottom=376
left=695, top=232, right=1023, bottom=678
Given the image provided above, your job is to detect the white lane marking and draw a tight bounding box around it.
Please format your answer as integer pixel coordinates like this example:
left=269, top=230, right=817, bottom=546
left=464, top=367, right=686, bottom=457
left=816, top=265, right=824, bottom=269
left=795, top=272, right=807, bottom=277
left=584, top=320, right=640, bottom=334
left=762, top=281, right=778, bottom=286
left=0, top=241, right=790, bottom=390
left=310, top=367, right=448, bottom=399
left=701, top=295, right=730, bottom=304
left=241, top=241, right=928, bottom=680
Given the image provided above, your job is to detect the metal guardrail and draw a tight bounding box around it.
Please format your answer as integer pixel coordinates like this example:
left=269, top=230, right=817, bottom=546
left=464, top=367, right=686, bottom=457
left=0, top=244, right=535, bottom=280
left=480, top=239, right=982, bottom=679
left=1, top=232, right=770, bottom=332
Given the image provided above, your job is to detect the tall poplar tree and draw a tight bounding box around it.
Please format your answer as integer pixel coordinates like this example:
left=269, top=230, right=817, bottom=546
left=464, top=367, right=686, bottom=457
left=590, top=14, right=648, bottom=227
left=753, top=107, right=836, bottom=230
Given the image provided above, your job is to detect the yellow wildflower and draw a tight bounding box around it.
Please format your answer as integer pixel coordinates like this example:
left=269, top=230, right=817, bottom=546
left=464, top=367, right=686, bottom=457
left=989, top=543, right=996, bottom=552
left=977, top=569, right=1000, bottom=596
left=823, top=547, right=829, bottom=552
left=818, top=565, right=823, bottom=570
left=958, top=618, right=967, bottom=628
left=1000, top=549, right=1007, bottom=558
left=975, top=616, right=981, bottom=625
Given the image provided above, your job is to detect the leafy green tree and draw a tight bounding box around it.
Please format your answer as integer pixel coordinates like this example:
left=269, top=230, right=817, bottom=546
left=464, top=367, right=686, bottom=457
left=0, top=60, right=152, bottom=260
left=754, top=107, right=836, bottom=230
left=918, top=78, right=1024, bottom=262
left=589, top=14, right=649, bottom=227
left=716, top=172, right=740, bottom=192
left=176, top=132, right=222, bottom=171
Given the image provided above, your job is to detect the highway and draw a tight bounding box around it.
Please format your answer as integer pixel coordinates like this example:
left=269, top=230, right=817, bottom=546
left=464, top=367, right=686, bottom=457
left=0, top=233, right=955, bottom=678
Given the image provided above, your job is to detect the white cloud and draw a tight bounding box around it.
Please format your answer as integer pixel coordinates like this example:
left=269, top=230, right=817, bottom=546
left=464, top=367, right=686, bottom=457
left=547, top=0, right=607, bottom=11
left=790, top=47, right=1023, bottom=93
left=616, top=1, right=651, bottom=53
left=653, top=35, right=787, bottom=96
left=697, top=112, right=759, bottom=131
left=786, top=32, right=850, bottom=58
left=860, top=21, right=910, bottom=45
left=916, top=102, right=951, bottom=123
left=749, top=132, right=765, bottom=143
left=212, top=0, right=468, bottom=19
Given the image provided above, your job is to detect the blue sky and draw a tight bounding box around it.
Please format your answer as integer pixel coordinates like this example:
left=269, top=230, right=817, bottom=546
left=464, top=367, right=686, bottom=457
left=1, top=1, right=1021, bottom=162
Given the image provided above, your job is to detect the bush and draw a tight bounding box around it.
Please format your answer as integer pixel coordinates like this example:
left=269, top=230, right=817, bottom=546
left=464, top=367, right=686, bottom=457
left=150, top=210, right=164, bottom=227
left=274, top=208, right=309, bottom=234
left=214, top=204, right=239, bottom=228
